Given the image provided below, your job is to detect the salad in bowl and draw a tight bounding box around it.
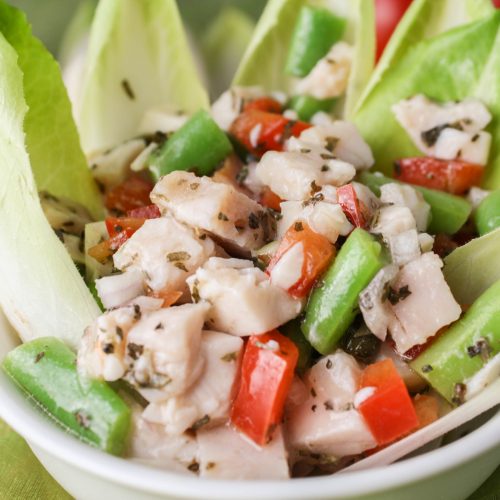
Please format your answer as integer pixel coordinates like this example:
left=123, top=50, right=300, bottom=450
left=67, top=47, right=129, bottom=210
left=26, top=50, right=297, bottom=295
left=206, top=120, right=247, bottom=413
left=0, top=0, right=499, bottom=486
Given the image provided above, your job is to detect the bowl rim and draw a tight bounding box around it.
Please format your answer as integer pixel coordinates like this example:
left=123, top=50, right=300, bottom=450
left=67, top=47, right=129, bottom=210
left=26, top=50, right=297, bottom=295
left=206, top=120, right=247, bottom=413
left=1, top=367, right=499, bottom=499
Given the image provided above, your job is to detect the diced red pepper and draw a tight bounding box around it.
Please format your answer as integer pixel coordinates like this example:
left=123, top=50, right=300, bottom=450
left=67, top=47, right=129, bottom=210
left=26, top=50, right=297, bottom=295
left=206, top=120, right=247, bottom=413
left=229, top=109, right=311, bottom=157
left=105, top=217, right=146, bottom=238
left=413, top=393, right=439, bottom=430
left=87, top=228, right=136, bottom=264
left=267, top=222, right=335, bottom=298
left=230, top=330, right=298, bottom=445
left=358, top=359, right=419, bottom=445
left=126, top=204, right=161, bottom=219
left=243, top=97, right=282, bottom=114
left=337, top=183, right=369, bottom=228
left=259, top=187, right=283, bottom=212
left=105, top=175, right=154, bottom=214
left=148, top=289, right=183, bottom=308
left=394, top=157, right=483, bottom=195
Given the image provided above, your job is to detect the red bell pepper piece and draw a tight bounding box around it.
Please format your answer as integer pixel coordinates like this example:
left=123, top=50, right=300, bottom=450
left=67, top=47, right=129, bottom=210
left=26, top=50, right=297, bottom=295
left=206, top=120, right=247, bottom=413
left=259, top=187, right=283, bottom=212
left=358, top=359, right=419, bottom=445
left=105, top=217, right=146, bottom=238
left=105, top=175, right=154, bottom=214
left=230, top=330, right=298, bottom=445
left=126, top=204, right=161, bottom=219
left=87, top=228, right=136, bottom=264
left=337, top=183, right=368, bottom=228
left=394, top=157, right=483, bottom=195
left=243, top=97, right=282, bottom=114
left=267, top=222, right=335, bottom=298
left=229, top=109, right=311, bottom=157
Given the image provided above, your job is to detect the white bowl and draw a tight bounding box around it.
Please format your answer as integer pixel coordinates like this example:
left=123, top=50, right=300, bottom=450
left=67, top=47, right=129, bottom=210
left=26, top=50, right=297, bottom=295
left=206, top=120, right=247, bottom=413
left=0, top=311, right=499, bottom=500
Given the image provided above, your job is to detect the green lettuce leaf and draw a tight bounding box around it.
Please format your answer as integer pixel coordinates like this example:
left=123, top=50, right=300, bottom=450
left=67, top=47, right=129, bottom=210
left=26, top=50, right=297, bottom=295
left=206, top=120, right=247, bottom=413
left=356, top=0, right=494, bottom=111
left=77, top=0, right=209, bottom=153
left=232, top=0, right=375, bottom=118
left=0, top=2, right=103, bottom=219
left=201, top=6, right=255, bottom=99
left=443, top=229, right=500, bottom=306
left=353, top=9, right=500, bottom=188
left=0, top=30, right=100, bottom=350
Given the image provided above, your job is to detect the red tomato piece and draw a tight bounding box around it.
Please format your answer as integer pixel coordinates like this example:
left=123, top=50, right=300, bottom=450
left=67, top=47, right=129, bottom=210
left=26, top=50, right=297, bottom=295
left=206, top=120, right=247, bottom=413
left=243, top=97, right=282, bottom=114
left=230, top=330, right=298, bottom=445
left=394, top=157, right=483, bottom=195
left=259, top=187, right=283, bottom=212
left=87, top=228, right=136, bottom=264
left=126, top=204, right=161, bottom=219
left=105, top=217, right=146, bottom=238
left=267, top=222, right=335, bottom=298
left=375, top=0, right=413, bottom=60
left=359, top=359, right=419, bottom=445
left=229, top=110, right=311, bottom=157
left=337, top=183, right=369, bottom=228
left=105, top=175, right=154, bottom=214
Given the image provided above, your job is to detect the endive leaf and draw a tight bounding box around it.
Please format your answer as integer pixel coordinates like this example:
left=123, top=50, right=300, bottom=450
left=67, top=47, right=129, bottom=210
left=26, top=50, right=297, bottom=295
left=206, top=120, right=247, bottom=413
left=77, top=0, right=209, bottom=153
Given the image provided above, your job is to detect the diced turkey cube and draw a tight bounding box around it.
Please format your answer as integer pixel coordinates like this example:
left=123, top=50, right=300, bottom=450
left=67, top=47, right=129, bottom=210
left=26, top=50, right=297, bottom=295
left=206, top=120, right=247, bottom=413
left=95, top=269, right=145, bottom=309
left=142, top=331, right=243, bottom=434
left=380, top=183, right=430, bottom=231
left=187, top=257, right=303, bottom=336
left=390, top=252, right=461, bottom=353
left=128, top=407, right=198, bottom=474
left=197, top=424, right=289, bottom=479
left=125, top=303, right=209, bottom=400
left=392, top=95, right=491, bottom=164
left=151, top=171, right=274, bottom=252
left=113, top=217, right=215, bottom=293
left=387, top=229, right=421, bottom=267
left=297, top=122, right=374, bottom=170
left=278, top=200, right=353, bottom=243
left=371, top=205, right=416, bottom=239
left=256, top=151, right=355, bottom=201
left=296, top=42, right=353, bottom=100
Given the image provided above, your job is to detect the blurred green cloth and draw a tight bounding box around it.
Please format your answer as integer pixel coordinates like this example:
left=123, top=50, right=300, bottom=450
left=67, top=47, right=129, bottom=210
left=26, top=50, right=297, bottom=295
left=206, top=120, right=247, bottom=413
left=0, top=419, right=498, bottom=500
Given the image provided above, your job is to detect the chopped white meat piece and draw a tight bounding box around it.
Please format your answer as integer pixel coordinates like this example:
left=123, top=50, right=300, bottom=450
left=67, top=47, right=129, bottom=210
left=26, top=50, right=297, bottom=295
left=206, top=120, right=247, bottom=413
left=287, top=406, right=376, bottom=459
left=270, top=242, right=304, bottom=291
left=283, top=109, right=299, bottom=120
left=151, top=171, right=274, bottom=251
left=286, top=376, right=309, bottom=411
left=137, top=109, right=188, bottom=135
left=126, top=303, right=209, bottom=400
left=390, top=252, right=461, bottom=353
left=241, top=161, right=264, bottom=197
left=457, top=131, right=491, bottom=166
left=371, top=205, right=416, bottom=239
left=113, top=217, right=215, bottom=293
left=278, top=200, right=352, bottom=243
left=465, top=352, right=500, bottom=401
left=88, top=138, right=146, bottom=190
left=256, top=151, right=355, bottom=201
left=380, top=183, right=430, bottom=231
left=211, top=87, right=264, bottom=131
left=296, top=42, right=353, bottom=100
left=95, top=270, right=145, bottom=309
left=387, top=229, right=421, bottom=267
left=142, top=331, right=243, bottom=434
left=468, top=186, right=491, bottom=210
left=125, top=295, right=164, bottom=311
left=418, top=232, right=435, bottom=253
left=376, top=342, right=427, bottom=393
left=187, top=257, right=303, bottom=336
left=307, top=352, right=363, bottom=411
left=392, top=95, right=491, bottom=164
left=311, top=111, right=335, bottom=126
left=78, top=304, right=141, bottom=381
left=359, top=265, right=399, bottom=341
left=297, top=122, right=374, bottom=170
left=128, top=408, right=197, bottom=473
left=352, top=182, right=381, bottom=214
left=197, top=424, right=289, bottom=479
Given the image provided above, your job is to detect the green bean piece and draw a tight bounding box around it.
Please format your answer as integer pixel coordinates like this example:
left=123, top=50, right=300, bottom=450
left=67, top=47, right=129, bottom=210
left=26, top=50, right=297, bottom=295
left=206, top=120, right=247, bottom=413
left=280, top=319, right=314, bottom=373
left=474, top=190, right=500, bottom=236
left=285, top=5, right=346, bottom=77
left=302, top=229, right=385, bottom=355
left=2, top=337, right=131, bottom=455
left=288, top=95, right=335, bottom=121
